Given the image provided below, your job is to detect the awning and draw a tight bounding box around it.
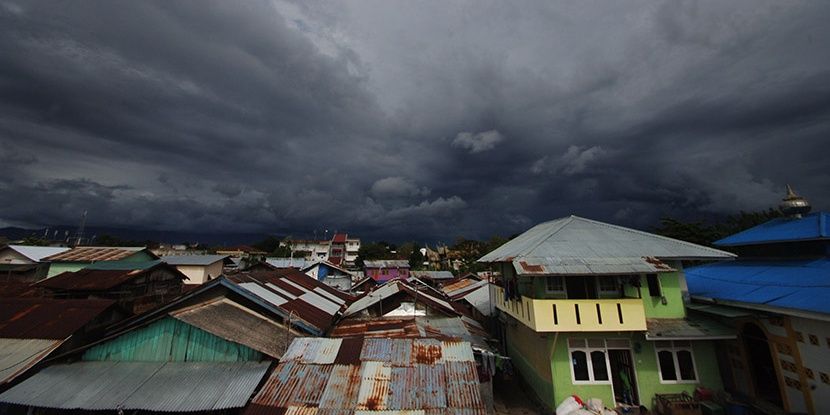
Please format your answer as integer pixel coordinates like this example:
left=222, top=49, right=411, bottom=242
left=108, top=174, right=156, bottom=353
left=686, top=303, right=753, bottom=318
left=0, top=361, right=271, bottom=412
left=645, top=316, right=736, bottom=341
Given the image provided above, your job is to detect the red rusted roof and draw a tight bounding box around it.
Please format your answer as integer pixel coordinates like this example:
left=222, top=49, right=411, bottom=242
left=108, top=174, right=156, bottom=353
left=228, top=268, right=355, bottom=333
left=0, top=298, right=116, bottom=339
left=37, top=262, right=185, bottom=291
left=0, top=281, right=40, bottom=298
left=244, top=337, right=484, bottom=414
left=43, top=247, right=152, bottom=262
left=332, top=233, right=348, bottom=243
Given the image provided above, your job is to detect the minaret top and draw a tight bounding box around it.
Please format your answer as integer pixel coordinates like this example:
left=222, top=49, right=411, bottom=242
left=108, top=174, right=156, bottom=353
left=780, top=184, right=811, bottom=218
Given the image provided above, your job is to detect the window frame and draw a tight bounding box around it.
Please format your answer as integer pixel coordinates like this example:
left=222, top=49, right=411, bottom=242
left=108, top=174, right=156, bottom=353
left=654, top=340, right=699, bottom=384
left=646, top=274, right=662, bottom=297
left=568, top=338, right=613, bottom=385
left=545, top=276, right=566, bottom=295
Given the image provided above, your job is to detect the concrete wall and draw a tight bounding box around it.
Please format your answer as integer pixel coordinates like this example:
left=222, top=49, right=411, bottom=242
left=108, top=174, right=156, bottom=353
left=0, top=249, right=32, bottom=265
left=175, top=261, right=223, bottom=284
left=505, top=320, right=555, bottom=410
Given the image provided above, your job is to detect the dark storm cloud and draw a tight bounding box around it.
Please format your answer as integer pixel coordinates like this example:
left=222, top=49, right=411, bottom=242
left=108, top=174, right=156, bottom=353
left=1, top=0, right=829, bottom=241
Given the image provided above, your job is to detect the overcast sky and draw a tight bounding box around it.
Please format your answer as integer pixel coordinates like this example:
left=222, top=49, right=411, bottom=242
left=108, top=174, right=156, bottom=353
left=1, top=1, right=828, bottom=242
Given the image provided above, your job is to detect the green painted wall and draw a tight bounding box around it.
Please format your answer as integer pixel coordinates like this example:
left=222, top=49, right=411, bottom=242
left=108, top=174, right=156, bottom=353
left=46, top=251, right=156, bottom=278
left=83, top=317, right=262, bottom=362
left=505, top=328, right=726, bottom=410
left=631, top=337, right=723, bottom=407
left=551, top=332, right=616, bottom=407
left=46, top=262, right=86, bottom=277
left=640, top=272, right=686, bottom=319
left=505, top=323, right=556, bottom=410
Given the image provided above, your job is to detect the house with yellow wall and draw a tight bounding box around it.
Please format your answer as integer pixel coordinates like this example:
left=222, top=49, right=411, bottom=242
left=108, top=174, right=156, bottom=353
left=479, top=215, right=735, bottom=411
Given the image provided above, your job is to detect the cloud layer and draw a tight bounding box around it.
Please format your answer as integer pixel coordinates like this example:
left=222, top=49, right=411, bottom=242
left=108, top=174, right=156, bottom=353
left=1, top=0, right=829, bottom=242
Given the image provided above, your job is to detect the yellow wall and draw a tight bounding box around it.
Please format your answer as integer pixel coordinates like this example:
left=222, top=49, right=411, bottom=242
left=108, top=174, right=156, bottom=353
left=492, top=285, right=647, bottom=332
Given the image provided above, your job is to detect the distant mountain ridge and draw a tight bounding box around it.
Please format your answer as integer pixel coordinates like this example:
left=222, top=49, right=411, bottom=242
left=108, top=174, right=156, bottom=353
left=0, top=225, right=267, bottom=247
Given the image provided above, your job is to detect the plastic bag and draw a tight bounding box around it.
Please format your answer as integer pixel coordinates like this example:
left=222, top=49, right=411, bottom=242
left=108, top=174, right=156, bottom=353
left=555, top=395, right=584, bottom=415
left=585, top=398, right=603, bottom=412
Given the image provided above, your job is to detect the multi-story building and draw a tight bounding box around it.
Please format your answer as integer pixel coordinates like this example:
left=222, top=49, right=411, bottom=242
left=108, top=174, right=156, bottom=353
left=283, top=233, right=361, bottom=268
left=685, top=188, right=830, bottom=415
left=480, top=215, right=735, bottom=411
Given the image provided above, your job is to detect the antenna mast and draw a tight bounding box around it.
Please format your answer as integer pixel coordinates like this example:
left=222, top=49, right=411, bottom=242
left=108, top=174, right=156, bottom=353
left=73, top=210, right=88, bottom=247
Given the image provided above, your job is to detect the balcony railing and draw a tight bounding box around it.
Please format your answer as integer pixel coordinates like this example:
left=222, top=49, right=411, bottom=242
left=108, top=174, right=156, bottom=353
left=490, top=284, right=647, bottom=332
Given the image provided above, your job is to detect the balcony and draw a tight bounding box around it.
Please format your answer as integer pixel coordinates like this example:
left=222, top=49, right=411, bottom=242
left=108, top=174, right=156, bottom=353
left=490, top=285, right=647, bottom=332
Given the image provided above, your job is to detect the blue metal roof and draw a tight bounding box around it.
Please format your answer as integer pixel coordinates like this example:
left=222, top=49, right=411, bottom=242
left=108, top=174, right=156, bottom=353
left=715, top=212, right=830, bottom=246
left=685, top=258, right=830, bottom=315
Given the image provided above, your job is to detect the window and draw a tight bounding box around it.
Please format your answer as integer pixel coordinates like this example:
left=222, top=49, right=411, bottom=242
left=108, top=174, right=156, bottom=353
left=545, top=276, right=565, bottom=293
left=597, top=276, right=620, bottom=297
left=568, top=338, right=611, bottom=384
left=646, top=274, right=662, bottom=297
left=655, top=340, right=698, bottom=383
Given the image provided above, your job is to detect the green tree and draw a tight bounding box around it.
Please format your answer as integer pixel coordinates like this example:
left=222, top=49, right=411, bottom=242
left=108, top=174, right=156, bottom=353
left=653, top=208, right=784, bottom=247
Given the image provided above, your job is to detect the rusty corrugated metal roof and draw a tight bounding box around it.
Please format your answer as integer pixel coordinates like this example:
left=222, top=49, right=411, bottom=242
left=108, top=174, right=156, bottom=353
left=43, top=246, right=151, bottom=262
left=170, top=298, right=291, bottom=358
left=0, top=298, right=116, bottom=339
left=246, top=337, right=483, bottom=414
left=37, top=261, right=185, bottom=291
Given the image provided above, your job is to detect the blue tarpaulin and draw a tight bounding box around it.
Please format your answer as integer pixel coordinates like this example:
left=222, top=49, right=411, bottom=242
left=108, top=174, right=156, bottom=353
left=715, top=212, right=830, bottom=246
left=686, top=258, right=830, bottom=314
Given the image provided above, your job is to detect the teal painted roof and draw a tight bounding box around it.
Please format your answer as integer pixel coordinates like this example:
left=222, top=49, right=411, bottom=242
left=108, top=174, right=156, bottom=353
left=85, top=260, right=163, bottom=270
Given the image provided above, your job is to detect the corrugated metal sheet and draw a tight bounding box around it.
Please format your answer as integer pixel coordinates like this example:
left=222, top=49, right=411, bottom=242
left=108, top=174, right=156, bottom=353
left=240, top=282, right=290, bottom=306
left=267, top=257, right=310, bottom=269
left=44, top=246, right=147, bottom=262
left=442, top=279, right=488, bottom=298
left=411, top=271, right=455, bottom=280
left=715, top=211, right=830, bottom=246
left=299, top=291, right=341, bottom=315
left=318, top=364, right=362, bottom=408
left=0, top=298, right=115, bottom=339
left=247, top=337, right=484, bottom=414
left=314, top=286, right=347, bottom=305
left=267, top=282, right=299, bottom=299
left=0, top=338, right=64, bottom=384
left=443, top=361, right=481, bottom=408
left=282, top=338, right=343, bottom=364
left=171, top=299, right=289, bottom=357
left=162, top=254, right=228, bottom=265
left=686, top=258, right=830, bottom=314
left=6, top=245, right=70, bottom=262
left=356, top=361, right=392, bottom=410
left=439, top=341, right=475, bottom=363
left=478, top=215, right=734, bottom=274
left=0, top=361, right=270, bottom=411
left=345, top=280, right=459, bottom=318
left=82, top=317, right=262, bottom=362
left=364, top=260, right=410, bottom=269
